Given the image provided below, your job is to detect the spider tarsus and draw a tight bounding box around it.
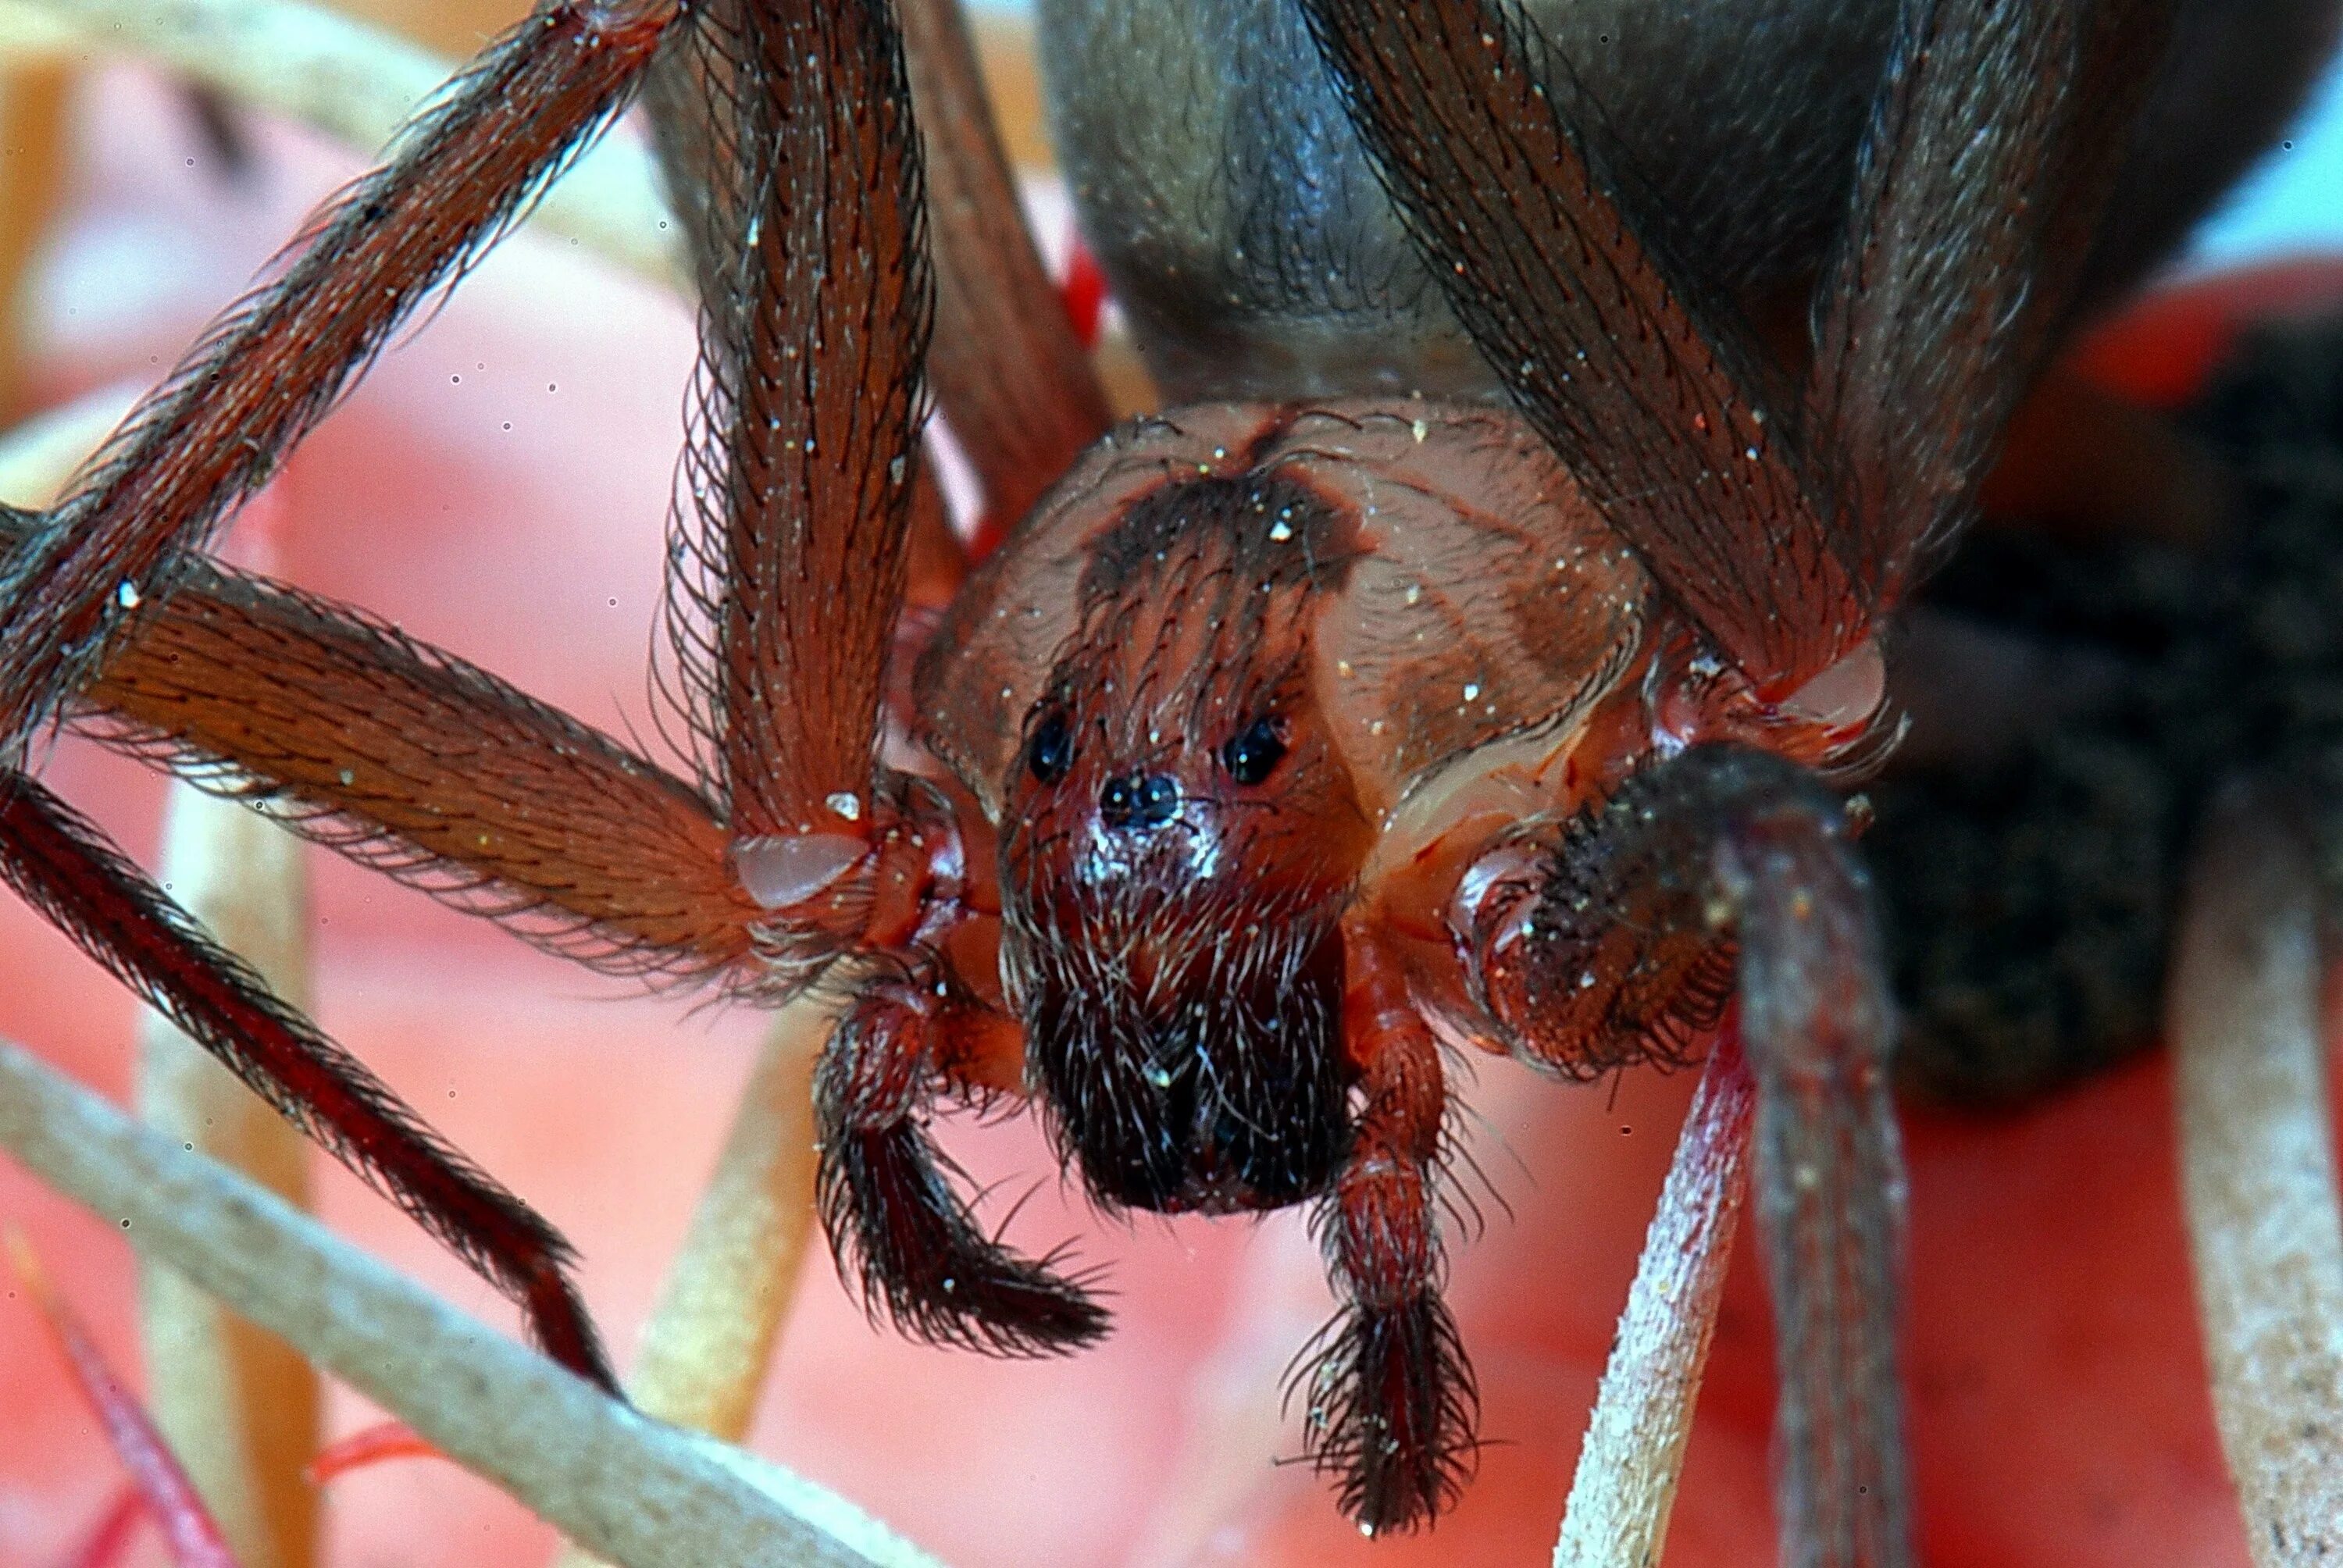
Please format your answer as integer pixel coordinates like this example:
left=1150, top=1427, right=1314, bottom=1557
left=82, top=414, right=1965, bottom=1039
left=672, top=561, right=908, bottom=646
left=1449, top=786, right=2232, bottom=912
left=1297, top=1288, right=1479, bottom=1537
left=819, top=1121, right=1108, bottom=1358
left=523, top=1264, right=623, bottom=1396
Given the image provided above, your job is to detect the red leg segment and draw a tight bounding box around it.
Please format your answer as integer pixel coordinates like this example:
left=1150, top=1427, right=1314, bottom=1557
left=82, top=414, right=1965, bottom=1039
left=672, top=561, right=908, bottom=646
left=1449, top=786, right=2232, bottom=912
left=899, top=0, right=1113, bottom=535
left=651, top=0, right=931, bottom=846
left=35, top=524, right=760, bottom=983
left=813, top=968, right=1107, bottom=1355
left=1300, top=932, right=1475, bottom=1536
left=0, top=0, right=690, bottom=755
left=0, top=775, right=615, bottom=1391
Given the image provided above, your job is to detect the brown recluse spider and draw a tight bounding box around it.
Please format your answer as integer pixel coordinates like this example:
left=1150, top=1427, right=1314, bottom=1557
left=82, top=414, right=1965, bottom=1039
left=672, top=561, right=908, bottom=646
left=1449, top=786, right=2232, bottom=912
left=0, top=0, right=2335, bottom=1558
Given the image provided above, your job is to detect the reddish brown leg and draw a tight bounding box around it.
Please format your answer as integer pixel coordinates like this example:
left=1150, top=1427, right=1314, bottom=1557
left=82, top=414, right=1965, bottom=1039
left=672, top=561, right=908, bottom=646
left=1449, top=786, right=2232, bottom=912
left=0, top=774, right=616, bottom=1391
left=1299, top=932, right=1474, bottom=1537
left=2, top=509, right=761, bottom=983
left=903, top=458, right=972, bottom=617
left=814, top=968, right=1107, bottom=1355
left=897, top=0, right=1113, bottom=539
left=1465, top=745, right=1908, bottom=1568
left=647, top=0, right=930, bottom=847
left=1293, top=0, right=1855, bottom=693
left=0, top=0, right=690, bottom=755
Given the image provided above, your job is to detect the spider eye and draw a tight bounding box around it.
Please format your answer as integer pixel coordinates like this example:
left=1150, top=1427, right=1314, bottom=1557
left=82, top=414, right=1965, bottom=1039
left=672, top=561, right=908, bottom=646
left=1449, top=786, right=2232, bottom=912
left=1027, top=711, right=1074, bottom=785
left=1220, top=716, right=1287, bottom=786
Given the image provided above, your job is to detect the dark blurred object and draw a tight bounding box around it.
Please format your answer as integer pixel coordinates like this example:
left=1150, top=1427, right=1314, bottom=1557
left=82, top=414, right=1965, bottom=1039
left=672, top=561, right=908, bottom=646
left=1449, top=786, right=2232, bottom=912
left=1875, top=311, right=2343, bottom=1103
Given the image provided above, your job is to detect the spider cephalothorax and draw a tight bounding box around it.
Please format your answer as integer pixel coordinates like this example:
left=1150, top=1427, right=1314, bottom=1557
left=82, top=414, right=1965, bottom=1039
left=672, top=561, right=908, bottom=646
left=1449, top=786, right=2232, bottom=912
left=0, top=0, right=2335, bottom=1556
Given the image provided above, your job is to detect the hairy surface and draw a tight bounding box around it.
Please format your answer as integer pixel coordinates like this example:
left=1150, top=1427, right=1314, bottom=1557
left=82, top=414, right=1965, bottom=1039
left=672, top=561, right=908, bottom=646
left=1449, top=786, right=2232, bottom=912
left=48, top=531, right=756, bottom=984
left=651, top=0, right=933, bottom=841
left=0, top=775, right=614, bottom=1388
left=1294, top=1281, right=1478, bottom=1528
left=1, top=0, right=2323, bottom=1552
left=814, top=975, right=1111, bottom=1354
left=1469, top=768, right=1742, bottom=1079
left=0, top=0, right=679, bottom=756
left=996, top=468, right=1368, bottom=1214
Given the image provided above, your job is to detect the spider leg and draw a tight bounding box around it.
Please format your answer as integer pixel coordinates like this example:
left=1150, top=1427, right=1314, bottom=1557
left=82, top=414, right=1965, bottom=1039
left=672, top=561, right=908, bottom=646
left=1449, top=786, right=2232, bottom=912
left=814, top=968, right=1107, bottom=1356
left=903, top=456, right=972, bottom=616
left=1293, top=0, right=1852, bottom=694
left=24, top=518, right=760, bottom=985
left=0, top=0, right=693, bottom=755
left=1464, top=743, right=1907, bottom=1567
left=1806, top=0, right=2179, bottom=605
left=1295, top=928, right=1475, bottom=1538
left=0, top=773, right=617, bottom=1391
left=0, top=513, right=756, bottom=1381
left=645, top=0, right=1031, bottom=1046
left=898, top=0, right=1113, bottom=537
left=647, top=0, right=929, bottom=852
left=1722, top=764, right=1907, bottom=1568
left=1299, top=0, right=2180, bottom=700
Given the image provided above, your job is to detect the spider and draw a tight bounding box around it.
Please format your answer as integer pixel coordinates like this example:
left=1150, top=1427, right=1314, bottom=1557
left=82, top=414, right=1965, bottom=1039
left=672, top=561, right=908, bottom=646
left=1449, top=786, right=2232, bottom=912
left=0, top=0, right=2332, bottom=1556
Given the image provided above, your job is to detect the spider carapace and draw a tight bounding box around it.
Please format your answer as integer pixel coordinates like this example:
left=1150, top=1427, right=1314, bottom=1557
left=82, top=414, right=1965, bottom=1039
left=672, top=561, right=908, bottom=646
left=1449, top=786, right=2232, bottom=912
left=0, top=0, right=2334, bottom=1556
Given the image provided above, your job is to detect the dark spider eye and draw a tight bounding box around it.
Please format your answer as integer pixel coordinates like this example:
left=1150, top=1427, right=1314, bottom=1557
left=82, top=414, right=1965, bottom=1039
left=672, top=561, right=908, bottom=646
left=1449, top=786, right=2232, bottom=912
left=1027, top=711, right=1073, bottom=785
left=1220, top=716, right=1287, bottom=786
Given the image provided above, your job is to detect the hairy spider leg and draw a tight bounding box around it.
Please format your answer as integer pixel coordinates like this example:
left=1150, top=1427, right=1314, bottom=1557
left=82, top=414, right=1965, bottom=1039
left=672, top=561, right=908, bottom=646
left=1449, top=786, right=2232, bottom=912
left=815, top=962, right=1109, bottom=1356
left=0, top=0, right=707, bottom=1388
left=1302, top=925, right=1472, bottom=1535
left=1, top=0, right=1093, bottom=1395
left=0, top=0, right=693, bottom=759
left=37, top=529, right=760, bottom=980
left=651, top=0, right=1112, bottom=1349
left=894, top=0, right=1114, bottom=539
left=0, top=775, right=617, bottom=1389
left=645, top=0, right=934, bottom=853
left=0, top=479, right=762, bottom=1380
left=1294, top=0, right=1856, bottom=697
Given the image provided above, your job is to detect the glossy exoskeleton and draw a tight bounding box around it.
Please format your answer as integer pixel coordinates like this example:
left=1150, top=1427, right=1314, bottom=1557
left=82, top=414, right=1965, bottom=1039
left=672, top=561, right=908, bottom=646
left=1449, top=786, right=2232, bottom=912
left=0, top=0, right=2331, bottom=1556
